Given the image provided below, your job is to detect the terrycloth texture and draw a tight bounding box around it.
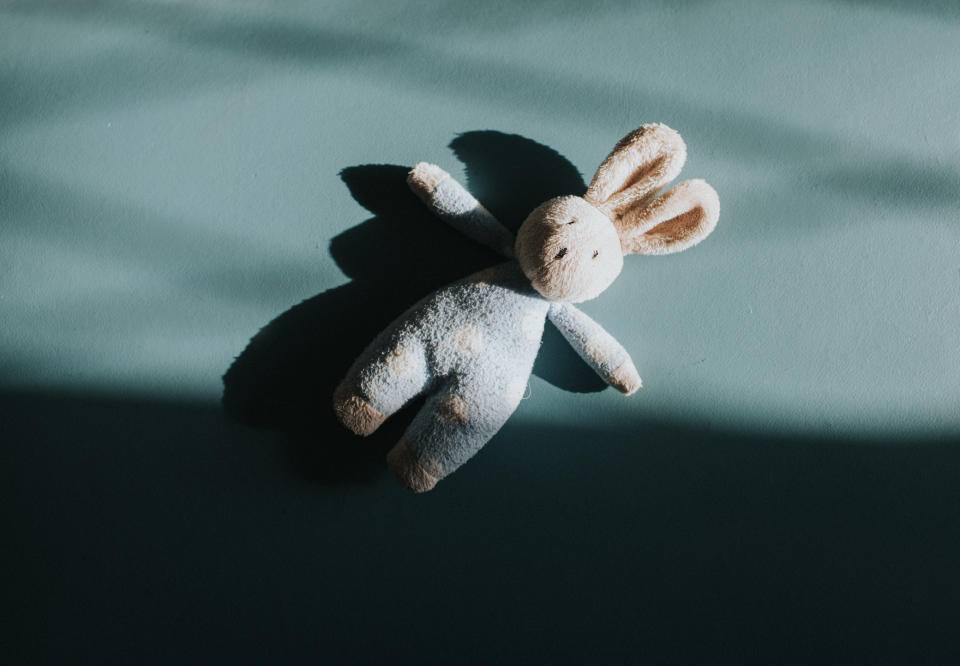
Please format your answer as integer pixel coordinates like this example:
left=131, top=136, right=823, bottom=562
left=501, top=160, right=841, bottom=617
left=548, top=301, right=633, bottom=389
left=335, top=124, right=719, bottom=491
left=335, top=261, right=549, bottom=489
left=386, top=439, right=440, bottom=492
left=408, top=162, right=516, bottom=258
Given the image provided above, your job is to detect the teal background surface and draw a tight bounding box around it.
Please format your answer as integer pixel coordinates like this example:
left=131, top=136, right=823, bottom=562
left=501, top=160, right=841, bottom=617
left=2, top=1, right=959, bottom=663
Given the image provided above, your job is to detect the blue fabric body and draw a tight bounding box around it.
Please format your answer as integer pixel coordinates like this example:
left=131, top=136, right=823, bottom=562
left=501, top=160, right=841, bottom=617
left=341, top=261, right=549, bottom=477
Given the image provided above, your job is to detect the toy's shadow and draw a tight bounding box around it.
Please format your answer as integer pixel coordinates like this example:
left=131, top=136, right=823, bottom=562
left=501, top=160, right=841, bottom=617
left=222, top=131, right=605, bottom=484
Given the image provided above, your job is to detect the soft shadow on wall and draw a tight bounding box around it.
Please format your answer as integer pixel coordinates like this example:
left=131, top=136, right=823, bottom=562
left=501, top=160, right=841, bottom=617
left=222, top=131, right=605, bottom=484
left=3, top=388, right=959, bottom=664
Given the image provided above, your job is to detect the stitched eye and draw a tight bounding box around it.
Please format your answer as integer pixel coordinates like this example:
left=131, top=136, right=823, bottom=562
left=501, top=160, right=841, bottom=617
left=555, top=248, right=568, bottom=260
left=567, top=218, right=578, bottom=225
left=592, top=250, right=599, bottom=259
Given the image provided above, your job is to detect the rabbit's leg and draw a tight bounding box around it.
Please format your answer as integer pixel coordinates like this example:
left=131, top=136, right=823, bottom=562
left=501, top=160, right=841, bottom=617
left=334, top=337, right=430, bottom=436
left=387, top=372, right=529, bottom=492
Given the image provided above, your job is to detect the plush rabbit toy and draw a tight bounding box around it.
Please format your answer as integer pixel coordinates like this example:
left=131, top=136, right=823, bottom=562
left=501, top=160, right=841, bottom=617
left=334, top=124, right=719, bottom=492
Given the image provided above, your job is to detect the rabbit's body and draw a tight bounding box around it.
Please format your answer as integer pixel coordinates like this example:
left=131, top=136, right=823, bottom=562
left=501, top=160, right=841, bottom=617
left=334, top=124, right=719, bottom=492
left=335, top=261, right=548, bottom=484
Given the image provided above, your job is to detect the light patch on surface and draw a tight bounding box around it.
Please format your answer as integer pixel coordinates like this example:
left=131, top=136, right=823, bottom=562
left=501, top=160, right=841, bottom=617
left=385, top=342, right=421, bottom=378
left=521, top=309, right=544, bottom=342
left=436, top=393, right=469, bottom=424
left=451, top=324, right=484, bottom=356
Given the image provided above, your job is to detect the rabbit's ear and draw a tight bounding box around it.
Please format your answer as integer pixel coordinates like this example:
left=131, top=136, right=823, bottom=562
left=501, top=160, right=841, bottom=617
left=585, top=124, right=686, bottom=215
left=617, top=179, right=719, bottom=255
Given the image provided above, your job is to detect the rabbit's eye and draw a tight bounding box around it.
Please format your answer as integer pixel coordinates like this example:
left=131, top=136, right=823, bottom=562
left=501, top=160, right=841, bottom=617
left=592, top=250, right=599, bottom=259
left=567, top=218, right=578, bottom=225
left=554, top=248, right=568, bottom=260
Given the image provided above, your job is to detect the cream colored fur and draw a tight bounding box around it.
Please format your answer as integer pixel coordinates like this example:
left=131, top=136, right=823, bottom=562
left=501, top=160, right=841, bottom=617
left=513, top=123, right=719, bottom=302
left=616, top=179, right=720, bottom=255
left=589, top=124, right=719, bottom=257
left=607, top=358, right=642, bottom=395
left=515, top=196, right=623, bottom=303
left=387, top=439, right=440, bottom=492
left=333, top=383, right=386, bottom=436
left=585, top=124, right=686, bottom=215
left=408, top=162, right=449, bottom=200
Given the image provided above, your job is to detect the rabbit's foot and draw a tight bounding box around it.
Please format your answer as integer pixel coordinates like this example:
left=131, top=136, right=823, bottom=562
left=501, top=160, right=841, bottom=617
left=608, top=359, right=642, bottom=395
left=407, top=162, right=449, bottom=200
left=333, top=383, right=386, bottom=436
left=386, top=439, right=440, bottom=493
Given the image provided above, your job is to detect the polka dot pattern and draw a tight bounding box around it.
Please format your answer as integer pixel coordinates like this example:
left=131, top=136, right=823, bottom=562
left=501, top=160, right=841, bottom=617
left=452, top=324, right=484, bottom=356
left=437, top=394, right=469, bottom=424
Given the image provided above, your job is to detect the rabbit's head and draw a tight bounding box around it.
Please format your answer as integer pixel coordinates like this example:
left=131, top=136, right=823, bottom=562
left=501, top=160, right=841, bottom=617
left=514, top=124, right=720, bottom=302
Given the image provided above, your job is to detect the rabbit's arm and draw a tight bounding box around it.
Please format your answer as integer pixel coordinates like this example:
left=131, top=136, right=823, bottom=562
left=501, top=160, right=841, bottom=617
left=547, top=302, right=641, bottom=395
left=407, top=162, right=515, bottom=258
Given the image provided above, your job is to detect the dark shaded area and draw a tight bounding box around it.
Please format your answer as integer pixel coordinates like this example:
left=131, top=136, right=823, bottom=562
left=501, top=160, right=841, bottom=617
left=3, top=388, right=960, bottom=665
left=450, top=130, right=586, bottom=231
left=222, top=163, right=497, bottom=483
left=224, top=133, right=605, bottom=484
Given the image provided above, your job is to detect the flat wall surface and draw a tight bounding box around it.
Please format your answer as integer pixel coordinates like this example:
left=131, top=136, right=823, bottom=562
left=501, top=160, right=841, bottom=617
left=2, top=1, right=958, bottom=663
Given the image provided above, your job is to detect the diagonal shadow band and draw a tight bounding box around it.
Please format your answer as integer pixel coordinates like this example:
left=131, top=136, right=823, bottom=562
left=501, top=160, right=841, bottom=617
left=222, top=132, right=607, bottom=484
